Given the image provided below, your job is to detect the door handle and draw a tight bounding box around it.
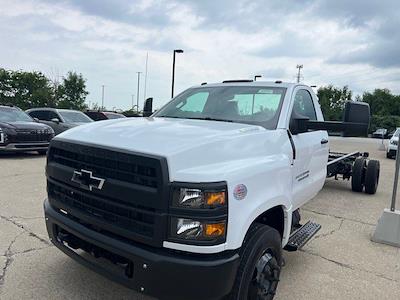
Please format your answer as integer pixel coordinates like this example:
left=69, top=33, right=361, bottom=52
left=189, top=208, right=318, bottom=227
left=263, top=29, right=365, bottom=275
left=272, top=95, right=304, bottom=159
left=321, top=138, right=329, bottom=145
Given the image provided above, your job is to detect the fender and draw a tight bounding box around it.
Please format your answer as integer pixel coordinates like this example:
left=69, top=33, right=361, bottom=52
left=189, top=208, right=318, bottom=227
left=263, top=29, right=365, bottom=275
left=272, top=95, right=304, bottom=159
left=226, top=196, right=293, bottom=250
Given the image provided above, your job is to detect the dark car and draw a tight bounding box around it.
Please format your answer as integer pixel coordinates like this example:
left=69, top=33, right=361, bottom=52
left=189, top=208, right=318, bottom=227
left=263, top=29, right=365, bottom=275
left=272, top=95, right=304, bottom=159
left=26, top=108, right=93, bottom=135
left=372, top=128, right=388, bottom=139
left=84, top=110, right=126, bottom=121
left=0, top=105, right=54, bottom=154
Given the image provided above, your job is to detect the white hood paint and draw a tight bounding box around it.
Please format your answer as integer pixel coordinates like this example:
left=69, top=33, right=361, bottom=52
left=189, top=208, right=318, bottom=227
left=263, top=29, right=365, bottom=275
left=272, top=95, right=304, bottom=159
left=56, top=117, right=288, bottom=182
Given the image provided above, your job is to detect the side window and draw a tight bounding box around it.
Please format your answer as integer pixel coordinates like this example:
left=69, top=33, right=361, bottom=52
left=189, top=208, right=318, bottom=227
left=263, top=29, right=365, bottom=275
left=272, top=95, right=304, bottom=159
left=29, top=110, right=49, bottom=121
left=27, top=111, right=39, bottom=119
left=178, top=92, right=208, bottom=113
left=48, top=111, right=61, bottom=121
left=293, top=90, right=317, bottom=121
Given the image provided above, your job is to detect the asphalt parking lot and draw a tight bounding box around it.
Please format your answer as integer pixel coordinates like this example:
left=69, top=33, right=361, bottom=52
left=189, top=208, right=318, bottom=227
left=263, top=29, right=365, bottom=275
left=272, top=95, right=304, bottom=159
left=0, top=137, right=399, bottom=300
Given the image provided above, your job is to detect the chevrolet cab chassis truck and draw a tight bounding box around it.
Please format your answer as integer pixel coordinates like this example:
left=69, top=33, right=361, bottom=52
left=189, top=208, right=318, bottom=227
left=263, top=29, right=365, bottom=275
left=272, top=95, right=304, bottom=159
left=44, top=81, right=379, bottom=300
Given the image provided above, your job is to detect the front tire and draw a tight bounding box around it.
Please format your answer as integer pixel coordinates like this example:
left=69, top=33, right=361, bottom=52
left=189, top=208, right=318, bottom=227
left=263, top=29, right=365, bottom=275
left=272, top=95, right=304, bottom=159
left=229, top=224, right=282, bottom=300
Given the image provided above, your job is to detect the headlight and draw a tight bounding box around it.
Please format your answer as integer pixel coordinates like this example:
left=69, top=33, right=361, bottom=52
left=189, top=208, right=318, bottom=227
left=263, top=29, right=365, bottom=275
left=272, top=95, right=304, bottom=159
left=0, top=128, right=5, bottom=144
left=169, top=183, right=228, bottom=245
left=170, top=217, right=226, bottom=242
left=47, top=127, right=55, bottom=138
left=390, top=140, right=398, bottom=145
left=172, top=187, right=226, bottom=209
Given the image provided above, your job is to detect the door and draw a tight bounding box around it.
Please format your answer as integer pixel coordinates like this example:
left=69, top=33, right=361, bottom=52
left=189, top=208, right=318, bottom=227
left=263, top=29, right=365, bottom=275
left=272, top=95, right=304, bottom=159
left=46, top=111, right=65, bottom=135
left=29, top=110, right=64, bottom=135
left=290, top=89, right=329, bottom=209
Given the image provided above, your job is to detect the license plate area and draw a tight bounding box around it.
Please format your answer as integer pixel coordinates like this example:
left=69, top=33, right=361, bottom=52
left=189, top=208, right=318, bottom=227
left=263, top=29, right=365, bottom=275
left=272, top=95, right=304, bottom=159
left=55, top=225, right=134, bottom=279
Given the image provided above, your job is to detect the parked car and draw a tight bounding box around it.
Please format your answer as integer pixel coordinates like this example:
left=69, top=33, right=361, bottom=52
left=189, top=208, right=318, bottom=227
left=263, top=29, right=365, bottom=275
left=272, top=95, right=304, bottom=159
left=44, top=81, right=377, bottom=300
left=0, top=105, right=54, bottom=153
left=372, top=128, right=387, bottom=139
left=387, top=127, right=400, bottom=159
left=26, top=108, right=93, bottom=135
left=84, top=110, right=126, bottom=121
left=388, top=129, right=396, bottom=139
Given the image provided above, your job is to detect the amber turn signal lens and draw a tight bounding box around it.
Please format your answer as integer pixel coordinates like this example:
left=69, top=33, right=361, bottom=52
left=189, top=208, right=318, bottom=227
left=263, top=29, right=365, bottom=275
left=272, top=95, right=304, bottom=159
left=205, top=223, right=226, bottom=237
left=205, top=191, right=226, bottom=206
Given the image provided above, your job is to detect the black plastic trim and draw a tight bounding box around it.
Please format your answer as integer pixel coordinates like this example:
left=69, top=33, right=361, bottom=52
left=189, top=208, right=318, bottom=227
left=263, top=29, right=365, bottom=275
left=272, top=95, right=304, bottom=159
left=45, top=199, right=239, bottom=300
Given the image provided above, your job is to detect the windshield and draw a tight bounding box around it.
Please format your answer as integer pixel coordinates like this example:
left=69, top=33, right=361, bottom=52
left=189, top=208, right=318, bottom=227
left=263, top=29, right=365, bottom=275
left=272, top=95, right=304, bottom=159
left=59, top=111, right=93, bottom=123
left=394, top=129, right=400, bottom=137
left=154, top=86, right=286, bottom=129
left=104, top=112, right=125, bottom=119
left=0, top=107, right=33, bottom=122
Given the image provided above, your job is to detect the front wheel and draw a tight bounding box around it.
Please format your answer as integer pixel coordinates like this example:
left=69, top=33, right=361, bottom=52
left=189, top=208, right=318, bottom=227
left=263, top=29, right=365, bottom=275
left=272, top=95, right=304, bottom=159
left=229, top=224, right=282, bottom=300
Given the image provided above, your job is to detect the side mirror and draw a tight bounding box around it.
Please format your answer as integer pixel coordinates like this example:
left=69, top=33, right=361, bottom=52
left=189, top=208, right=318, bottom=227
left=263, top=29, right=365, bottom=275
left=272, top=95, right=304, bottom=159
left=290, top=111, right=310, bottom=135
left=33, top=117, right=39, bottom=122
left=143, top=97, right=153, bottom=117
left=51, top=118, right=60, bottom=124
left=342, top=101, right=370, bottom=137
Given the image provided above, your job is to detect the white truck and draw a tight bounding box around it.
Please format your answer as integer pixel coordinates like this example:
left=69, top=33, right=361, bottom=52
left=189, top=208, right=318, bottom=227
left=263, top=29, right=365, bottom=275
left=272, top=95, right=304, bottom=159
left=44, top=81, right=379, bottom=300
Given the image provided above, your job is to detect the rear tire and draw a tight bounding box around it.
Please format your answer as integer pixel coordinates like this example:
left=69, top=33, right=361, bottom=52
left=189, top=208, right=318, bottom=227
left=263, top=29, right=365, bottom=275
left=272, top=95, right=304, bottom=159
left=229, top=224, right=282, bottom=300
left=365, top=160, right=380, bottom=194
left=386, top=152, right=391, bottom=159
left=351, top=157, right=366, bottom=192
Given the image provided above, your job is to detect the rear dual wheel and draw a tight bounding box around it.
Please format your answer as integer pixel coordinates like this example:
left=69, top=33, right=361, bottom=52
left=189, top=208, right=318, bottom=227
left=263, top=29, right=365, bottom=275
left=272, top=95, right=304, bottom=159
left=351, top=157, right=366, bottom=192
left=365, top=160, right=380, bottom=194
left=351, top=158, right=380, bottom=194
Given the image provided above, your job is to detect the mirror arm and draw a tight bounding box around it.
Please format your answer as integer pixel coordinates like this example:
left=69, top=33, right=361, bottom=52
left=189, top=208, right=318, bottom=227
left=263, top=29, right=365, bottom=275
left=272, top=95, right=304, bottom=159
left=307, top=120, right=368, bottom=137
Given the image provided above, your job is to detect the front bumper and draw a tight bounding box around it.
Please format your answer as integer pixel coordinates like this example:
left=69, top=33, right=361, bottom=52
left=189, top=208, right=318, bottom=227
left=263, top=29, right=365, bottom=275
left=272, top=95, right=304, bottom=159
left=0, top=142, right=49, bottom=152
left=44, top=199, right=239, bottom=300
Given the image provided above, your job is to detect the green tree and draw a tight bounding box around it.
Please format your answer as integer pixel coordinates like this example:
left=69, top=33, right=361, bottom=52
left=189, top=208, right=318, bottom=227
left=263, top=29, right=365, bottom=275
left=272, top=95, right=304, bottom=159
left=360, top=89, right=400, bottom=116
left=57, top=71, right=89, bottom=110
left=0, top=68, right=54, bottom=109
left=317, top=85, right=352, bottom=121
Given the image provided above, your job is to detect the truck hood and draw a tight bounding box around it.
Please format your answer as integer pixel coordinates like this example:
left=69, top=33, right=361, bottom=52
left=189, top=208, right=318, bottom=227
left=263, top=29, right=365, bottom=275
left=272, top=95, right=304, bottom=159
left=56, top=117, right=287, bottom=181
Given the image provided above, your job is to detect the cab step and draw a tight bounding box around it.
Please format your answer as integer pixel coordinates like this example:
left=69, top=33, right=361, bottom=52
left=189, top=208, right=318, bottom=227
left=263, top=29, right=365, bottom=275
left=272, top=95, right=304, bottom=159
left=284, top=220, right=321, bottom=252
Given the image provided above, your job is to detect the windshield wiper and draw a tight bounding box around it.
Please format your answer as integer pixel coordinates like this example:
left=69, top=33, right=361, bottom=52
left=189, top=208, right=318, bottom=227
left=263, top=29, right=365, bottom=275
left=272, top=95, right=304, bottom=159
left=185, top=117, right=234, bottom=123
left=157, top=116, right=234, bottom=122
left=156, top=115, right=182, bottom=119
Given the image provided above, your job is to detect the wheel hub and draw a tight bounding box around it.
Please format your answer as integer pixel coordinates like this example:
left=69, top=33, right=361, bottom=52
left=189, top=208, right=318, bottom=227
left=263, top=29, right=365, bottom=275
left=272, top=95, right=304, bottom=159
left=250, top=251, right=280, bottom=299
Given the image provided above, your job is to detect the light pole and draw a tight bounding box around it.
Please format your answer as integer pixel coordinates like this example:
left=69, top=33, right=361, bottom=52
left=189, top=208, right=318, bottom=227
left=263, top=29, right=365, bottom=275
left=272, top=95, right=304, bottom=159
left=101, top=85, right=105, bottom=110
left=171, top=49, right=184, bottom=98
left=136, top=72, right=142, bottom=113
left=296, top=64, right=303, bottom=83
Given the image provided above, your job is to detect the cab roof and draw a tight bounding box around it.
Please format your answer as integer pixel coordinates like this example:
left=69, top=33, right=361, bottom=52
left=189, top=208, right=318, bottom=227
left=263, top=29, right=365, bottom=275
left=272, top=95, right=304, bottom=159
left=190, top=81, right=309, bottom=90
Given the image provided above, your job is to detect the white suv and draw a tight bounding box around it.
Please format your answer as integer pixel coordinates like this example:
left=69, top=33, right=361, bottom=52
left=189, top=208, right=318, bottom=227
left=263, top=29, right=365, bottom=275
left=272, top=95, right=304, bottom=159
left=387, top=128, right=400, bottom=159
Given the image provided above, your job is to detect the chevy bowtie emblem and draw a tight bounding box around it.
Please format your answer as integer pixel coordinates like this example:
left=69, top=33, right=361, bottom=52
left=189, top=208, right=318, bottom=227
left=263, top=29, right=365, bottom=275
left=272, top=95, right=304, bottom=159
left=71, top=169, right=105, bottom=191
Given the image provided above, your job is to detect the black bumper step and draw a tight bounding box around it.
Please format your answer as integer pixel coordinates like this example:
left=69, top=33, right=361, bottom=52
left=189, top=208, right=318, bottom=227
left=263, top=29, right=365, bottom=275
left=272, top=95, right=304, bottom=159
left=284, top=220, right=321, bottom=252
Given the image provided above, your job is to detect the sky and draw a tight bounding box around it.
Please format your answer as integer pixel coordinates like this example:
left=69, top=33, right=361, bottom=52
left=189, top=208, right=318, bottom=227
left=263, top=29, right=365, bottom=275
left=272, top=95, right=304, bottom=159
left=1, top=0, right=399, bottom=110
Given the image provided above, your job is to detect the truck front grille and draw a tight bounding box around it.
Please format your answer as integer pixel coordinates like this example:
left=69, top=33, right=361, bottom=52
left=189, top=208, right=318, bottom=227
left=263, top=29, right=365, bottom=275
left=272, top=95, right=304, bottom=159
left=50, top=145, right=158, bottom=188
left=49, top=181, right=156, bottom=238
left=46, top=140, right=169, bottom=247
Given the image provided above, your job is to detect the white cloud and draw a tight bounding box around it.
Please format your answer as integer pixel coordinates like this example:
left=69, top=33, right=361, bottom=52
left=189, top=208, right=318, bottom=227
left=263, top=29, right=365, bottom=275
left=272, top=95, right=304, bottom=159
left=0, top=0, right=399, bottom=111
